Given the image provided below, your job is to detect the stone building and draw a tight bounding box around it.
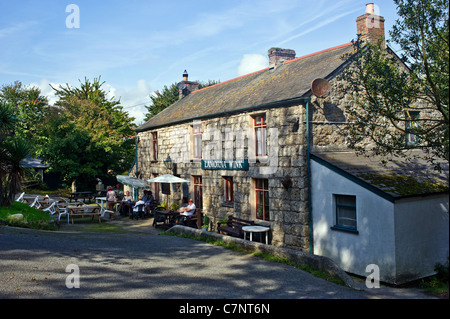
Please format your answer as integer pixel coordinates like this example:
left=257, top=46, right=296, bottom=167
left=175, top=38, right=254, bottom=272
left=133, top=2, right=448, bottom=266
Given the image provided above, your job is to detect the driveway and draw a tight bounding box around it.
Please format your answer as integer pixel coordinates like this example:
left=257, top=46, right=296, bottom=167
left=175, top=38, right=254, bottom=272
left=0, top=219, right=437, bottom=303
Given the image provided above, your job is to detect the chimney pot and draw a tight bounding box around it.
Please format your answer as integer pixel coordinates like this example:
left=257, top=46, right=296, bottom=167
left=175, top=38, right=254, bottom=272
left=366, top=3, right=375, bottom=14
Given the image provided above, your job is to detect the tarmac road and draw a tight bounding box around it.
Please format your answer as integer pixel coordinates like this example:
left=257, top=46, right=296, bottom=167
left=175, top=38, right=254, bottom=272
left=0, top=223, right=438, bottom=303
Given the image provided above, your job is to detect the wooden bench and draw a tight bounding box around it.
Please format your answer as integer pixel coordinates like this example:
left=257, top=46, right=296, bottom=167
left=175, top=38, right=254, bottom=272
left=217, top=215, right=255, bottom=238
left=185, top=208, right=202, bottom=229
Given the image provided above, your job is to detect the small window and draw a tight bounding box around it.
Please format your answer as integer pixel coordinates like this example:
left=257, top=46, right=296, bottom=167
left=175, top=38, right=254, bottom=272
left=253, top=114, right=267, bottom=156
left=255, top=178, right=269, bottom=221
left=193, top=124, right=202, bottom=159
left=223, top=176, right=234, bottom=203
left=333, top=195, right=357, bottom=233
left=152, top=132, right=158, bottom=161
left=405, top=111, right=420, bottom=146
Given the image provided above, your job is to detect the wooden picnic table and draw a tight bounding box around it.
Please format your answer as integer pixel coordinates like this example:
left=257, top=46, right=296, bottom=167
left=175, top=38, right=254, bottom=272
left=67, top=204, right=101, bottom=224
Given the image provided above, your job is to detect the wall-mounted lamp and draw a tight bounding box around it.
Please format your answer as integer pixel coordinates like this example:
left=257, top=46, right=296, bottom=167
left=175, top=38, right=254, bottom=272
left=281, top=175, right=292, bottom=190
left=164, top=154, right=177, bottom=174
left=164, top=155, right=173, bottom=171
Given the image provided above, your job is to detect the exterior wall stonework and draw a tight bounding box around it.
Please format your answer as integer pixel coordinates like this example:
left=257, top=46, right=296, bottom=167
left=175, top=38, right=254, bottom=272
left=135, top=77, right=353, bottom=251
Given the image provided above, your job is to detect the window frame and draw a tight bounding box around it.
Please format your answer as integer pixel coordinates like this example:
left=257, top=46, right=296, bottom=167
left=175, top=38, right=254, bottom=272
left=223, top=176, right=234, bottom=204
left=193, top=124, right=202, bottom=159
left=331, top=194, right=358, bottom=234
left=193, top=175, right=203, bottom=209
left=254, top=114, right=267, bottom=157
left=152, top=132, right=158, bottom=161
left=405, top=111, right=420, bottom=146
left=255, top=178, right=269, bottom=221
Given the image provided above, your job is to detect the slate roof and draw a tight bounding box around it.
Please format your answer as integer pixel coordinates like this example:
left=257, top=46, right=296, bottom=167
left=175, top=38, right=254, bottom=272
left=136, top=43, right=354, bottom=132
left=311, top=151, right=449, bottom=200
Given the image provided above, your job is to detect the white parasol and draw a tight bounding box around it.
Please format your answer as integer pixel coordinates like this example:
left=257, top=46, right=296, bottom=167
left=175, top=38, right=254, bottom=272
left=147, top=174, right=189, bottom=210
left=116, top=175, right=148, bottom=188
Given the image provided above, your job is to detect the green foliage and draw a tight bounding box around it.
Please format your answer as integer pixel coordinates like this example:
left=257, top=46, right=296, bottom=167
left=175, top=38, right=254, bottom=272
left=339, top=0, right=449, bottom=168
left=36, top=77, right=136, bottom=189
left=143, top=80, right=220, bottom=121
left=0, top=81, right=49, bottom=146
left=0, top=100, right=32, bottom=206
left=170, top=202, right=179, bottom=211
left=144, top=83, right=179, bottom=121
left=0, top=201, right=57, bottom=230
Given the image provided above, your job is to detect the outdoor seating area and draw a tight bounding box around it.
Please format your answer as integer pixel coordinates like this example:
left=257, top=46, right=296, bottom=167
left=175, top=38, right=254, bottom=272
left=152, top=207, right=202, bottom=230
left=217, top=215, right=271, bottom=244
left=15, top=191, right=203, bottom=230
left=217, top=215, right=255, bottom=238
left=17, top=192, right=114, bottom=225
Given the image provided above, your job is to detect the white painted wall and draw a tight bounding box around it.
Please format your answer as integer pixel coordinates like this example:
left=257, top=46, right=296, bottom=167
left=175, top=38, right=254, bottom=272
left=311, top=158, right=450, bottom=284
left=311, top=159, right=397, bottom=282
left=394, top=195, right=449, bottom=282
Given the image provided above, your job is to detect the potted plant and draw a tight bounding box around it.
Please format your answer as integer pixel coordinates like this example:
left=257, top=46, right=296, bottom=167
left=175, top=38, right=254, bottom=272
left=202, top=215, right=210, bottom=231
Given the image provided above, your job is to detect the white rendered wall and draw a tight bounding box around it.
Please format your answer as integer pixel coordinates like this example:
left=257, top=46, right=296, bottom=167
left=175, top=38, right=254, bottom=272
left=311, top=159, right=397, bottom=282
left=394, top=195, right=449, bottom=283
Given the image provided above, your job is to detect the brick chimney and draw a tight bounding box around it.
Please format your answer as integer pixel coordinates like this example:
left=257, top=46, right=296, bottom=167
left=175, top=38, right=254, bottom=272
left=268, top=48, right=296, bottom=68
left=178, top=70, right=199, bottom=99
left=356, top=3, right=385, bottom=46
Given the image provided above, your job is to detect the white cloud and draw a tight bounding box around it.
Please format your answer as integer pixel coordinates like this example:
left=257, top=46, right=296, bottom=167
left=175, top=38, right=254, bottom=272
left=237, top=54, right=268, bottom=76
left=108, top=79, right=153, bottom=125
left=33, top=79, right=61, bottom=105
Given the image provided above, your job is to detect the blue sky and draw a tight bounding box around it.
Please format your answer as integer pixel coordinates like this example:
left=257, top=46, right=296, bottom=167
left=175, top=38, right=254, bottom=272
left=0, top=0, right=400, bottom=124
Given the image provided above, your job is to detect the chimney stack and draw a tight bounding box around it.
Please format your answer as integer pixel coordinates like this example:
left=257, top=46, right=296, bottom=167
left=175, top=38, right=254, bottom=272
left=268, top=48, right=296, bottom=69
left=178, top=70, right=199, bottom=100
left=356, top=3, right=385, bottom=46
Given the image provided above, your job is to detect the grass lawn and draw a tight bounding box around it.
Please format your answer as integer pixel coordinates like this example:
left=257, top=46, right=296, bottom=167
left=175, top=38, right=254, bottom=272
left=0, top=201, right=57, bottom=230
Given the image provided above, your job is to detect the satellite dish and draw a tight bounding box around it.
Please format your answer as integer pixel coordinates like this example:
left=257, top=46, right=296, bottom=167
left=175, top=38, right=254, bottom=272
left=177, top=82, right=187, bottom=90
left=311, top=78, right=331, bottom=98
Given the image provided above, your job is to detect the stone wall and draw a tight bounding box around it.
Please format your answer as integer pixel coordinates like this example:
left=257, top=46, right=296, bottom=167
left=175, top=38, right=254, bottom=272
left=135, top=79, right=360, bottom=251
left=136, top=102, right=314, bottom=250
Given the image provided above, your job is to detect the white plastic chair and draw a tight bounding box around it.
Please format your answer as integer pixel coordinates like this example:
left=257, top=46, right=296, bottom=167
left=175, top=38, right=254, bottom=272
left=29, top=196, right=41, bottom=209
left=16, top=192, right=25, bottom=202
left=42, top=202, right=59, bottom=217
left=99, top=206, right=115, bottom=220
left=58, top=205, right=70, bottom=224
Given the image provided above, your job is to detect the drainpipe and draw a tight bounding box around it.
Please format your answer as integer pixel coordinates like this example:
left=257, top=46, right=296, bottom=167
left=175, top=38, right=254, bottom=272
left=305, top=98, right=314, bottom=254
left=135, top=131, right=138, bottom=175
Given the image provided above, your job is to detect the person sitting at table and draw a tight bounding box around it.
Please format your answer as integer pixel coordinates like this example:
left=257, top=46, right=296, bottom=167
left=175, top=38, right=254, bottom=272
left=130, top=196, right=146, bottom=220
left=144, top=190, right=156, bottom=216
left=178, top=198, right=196, bottom=216
left=174, top=198, right=196, bottom=226
left=106, top=186, right=117, bottom=219
left=121, top=190, right=133, bottom=216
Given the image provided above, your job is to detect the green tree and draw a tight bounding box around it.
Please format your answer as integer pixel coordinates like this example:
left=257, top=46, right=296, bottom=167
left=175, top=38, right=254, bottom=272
left=144, top=83, right=179, bottom=121
left=38, top=77, right=136, bottom=190
left=339, top=0, right=448, bottom=168
left=0, top=102, right=31, bottom=206
left=0, top=81, right=49, bottom=145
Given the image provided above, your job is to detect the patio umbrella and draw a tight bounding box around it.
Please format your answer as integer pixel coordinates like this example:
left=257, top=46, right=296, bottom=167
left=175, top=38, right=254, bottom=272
left=147, top=174, right=189, bottom=210
left=116, top=175, right=149, bottom=188
left=147, top=174, right=189, bottom=184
